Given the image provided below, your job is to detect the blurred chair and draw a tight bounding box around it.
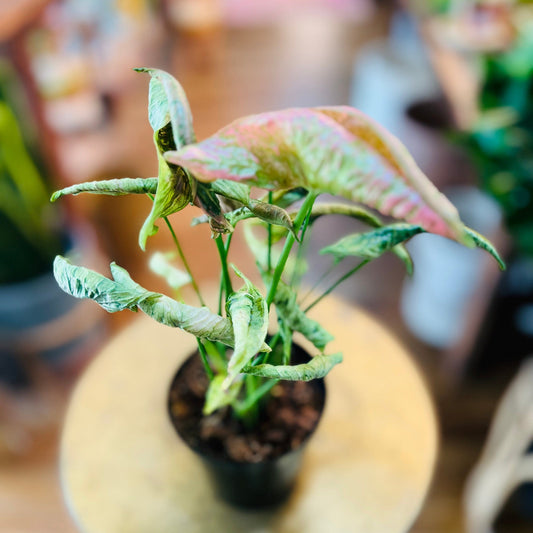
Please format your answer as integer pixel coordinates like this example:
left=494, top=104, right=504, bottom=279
left=464, top=358, right=533, bottom=533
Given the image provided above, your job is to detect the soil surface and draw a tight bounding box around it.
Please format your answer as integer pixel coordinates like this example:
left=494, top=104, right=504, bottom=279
left=168, top=347, right=325, bottom=463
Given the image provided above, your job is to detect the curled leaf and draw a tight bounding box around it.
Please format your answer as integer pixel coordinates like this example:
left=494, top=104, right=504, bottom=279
left=270, top=277, right=333, bottom=350
left=248, top=200, right=295, bottom=236
left=204, top=375, right=242, bottom=415
left=136, top=68, right=197, bottom=249
left=149, top=252, right=191, bottom=290
left=266, top=188, right=308, bottom=209
left=54, top=256, right=235, bottom=346
left=465, top=227, right=506, bottom=270
left=210, top=179, right=251, bottom=205
left=224, top=267, right=269, bottom=387
left=51, top=178, right=158, bottom=202
left=139, top=128, right=195, bottom=250
left=321, top=223, right=424, bottom=263
left=308, top=203, right=414, bottom=274
left=166, top=106, right=470, bottom=244
left=307, top=202, right=382, bottom=227
left=135, top=67, right=195, bottom=148
left=195, top=182, right=233, bottom=235
left=243, top=352, right=343, bottom=381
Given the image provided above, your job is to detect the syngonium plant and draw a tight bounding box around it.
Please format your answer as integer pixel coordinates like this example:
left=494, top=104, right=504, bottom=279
left=52, top=68, right=505, bottom=423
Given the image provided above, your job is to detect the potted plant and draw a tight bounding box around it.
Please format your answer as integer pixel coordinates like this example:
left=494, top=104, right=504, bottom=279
left=0, top=59, right=106, bottom=392
left=51, top=67, right=504, bottom=508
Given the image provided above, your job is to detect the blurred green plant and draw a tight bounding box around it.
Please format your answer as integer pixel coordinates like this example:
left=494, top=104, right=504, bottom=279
left=0, top=62, right=62, bottom=284
left=455, top=6, right=533, bottom=255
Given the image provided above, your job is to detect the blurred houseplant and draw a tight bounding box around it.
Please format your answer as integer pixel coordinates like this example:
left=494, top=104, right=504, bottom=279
left=0, top=62, right=63, bottom=284
left=0, top=60, right=103, bottom=391
left=414, top=0, right=533, bottom=366
left=51, top=68, right=503, bottom=507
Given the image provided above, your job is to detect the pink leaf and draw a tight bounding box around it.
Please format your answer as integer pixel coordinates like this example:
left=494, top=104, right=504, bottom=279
left=166, top=106, right=470, bottom=243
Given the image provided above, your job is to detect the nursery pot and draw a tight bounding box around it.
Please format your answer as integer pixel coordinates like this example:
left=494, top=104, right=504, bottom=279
left=167, top=346, right=326, bottom=509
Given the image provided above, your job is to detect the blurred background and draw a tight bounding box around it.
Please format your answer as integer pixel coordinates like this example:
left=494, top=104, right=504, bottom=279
left=1, top=0, right=533, bottom=531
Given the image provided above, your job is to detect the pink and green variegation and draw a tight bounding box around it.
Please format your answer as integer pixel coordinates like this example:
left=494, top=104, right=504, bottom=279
left=166, top=106, right=471, bottom=245
left=50, top=68, right=504, bottom=423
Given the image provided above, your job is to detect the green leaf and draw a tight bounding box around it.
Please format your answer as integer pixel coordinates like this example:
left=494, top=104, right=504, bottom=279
left=320, top=223, right=424, bottom=262
left=190, top=197, right=294, bottom=235
left=224, top=267, right=269, bottom=387
left=195, top=182, right=233, bottom=235
left=134, top=68, right=198, bottom=249
left=243, top=352, right=343, bottom=381
left=270, top=277, right=333, bottom=350
left=139, top=129, right=196, bottom=250
left=307, top=202, right=382, bottom=227
left=51, top=178, right=158, bottom=202
left=135, top=67, right=195, bottom=148
left=209, top=179, right=251, bottom=205
left=166, top=106, right=471, bottom=244
left=149, top=251, right=191, bottom=290
left=54, top=256, right=239, bottom=346
left=204, top=375, right=242, bottom=415
left=267, top=188, right=308, bottom=209
left=307, top=203, right=414, bottom=274
left=465, top=226, right=506, bottom=270
left=209, top=180, right=295, bottom=234
left=248, top=199, right=295, bottom=236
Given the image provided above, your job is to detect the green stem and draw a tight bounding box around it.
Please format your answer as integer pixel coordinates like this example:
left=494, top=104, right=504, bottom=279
left=163, top=216, right=206, bottom=306
left=266, top=192, right=317, bottom=307
left=196, top=338, right=214, bottom=381
left=216, top=235, right=233, bottom=299
left=225, top=232, right=233, bottom=254
left=267, top=191, right=273, bottom=273
left=290, top=205, right=313, bottom=290
left=299, top=262, right=337, bottom=306
left=235, top=378, right=278, bottom=417
left=146, top=194, right=205, bottom=307
left=304, top=259, right=370, bottom=313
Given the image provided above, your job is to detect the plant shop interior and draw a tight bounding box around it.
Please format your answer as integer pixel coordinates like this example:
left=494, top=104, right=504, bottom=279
left=1, top=0, right=533, bottom=532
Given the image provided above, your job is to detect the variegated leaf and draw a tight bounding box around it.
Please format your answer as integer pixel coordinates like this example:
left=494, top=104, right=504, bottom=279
left=135, top=67, right=195, bottom=148
left=54, top=256, right=237, bottom=346
left=195, top=182, right=233, bottom=235
left=209, top=179, right=251, bottom=204
left=248, top=199, right=295, bottom=236
left=204, top=375, right=242, bottom=415
left=243, top=352, right=343, bottom=381
left=139, top=128, right=196, bottom=250
left=321, top=223, right=424, bottom=262
left=149, top=252, right=191, bottom=290
left=51, top=178, right=158, bottom=202
left=224, top=267, right=269, bottom=387
left=269, top=277, right=333, bottom=350
left=165, top=106, right=470, bottom=244
left=465, top=227, right=506, bottom=270
left=307, top=202, right=414, bottom=274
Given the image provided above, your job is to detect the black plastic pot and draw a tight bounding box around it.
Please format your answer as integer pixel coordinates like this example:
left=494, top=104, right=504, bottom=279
left=197, top=437, right=312, bottom=508
left=168, top=347, right=326, bottom=509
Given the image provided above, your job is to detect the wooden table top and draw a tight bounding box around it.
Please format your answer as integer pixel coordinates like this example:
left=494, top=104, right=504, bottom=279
left=61, top=294, right=437, bottom=533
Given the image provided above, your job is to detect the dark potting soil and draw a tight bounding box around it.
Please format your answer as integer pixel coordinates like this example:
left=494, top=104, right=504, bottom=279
left=168, top=348, right=325, bottom=463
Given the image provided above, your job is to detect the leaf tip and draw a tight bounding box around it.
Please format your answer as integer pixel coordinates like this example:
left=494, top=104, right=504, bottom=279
left=50, top=191, right=61, bottom=202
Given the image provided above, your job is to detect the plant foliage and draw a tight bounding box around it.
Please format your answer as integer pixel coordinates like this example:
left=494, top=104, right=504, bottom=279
left=51, top=68, right=504, bottom=422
